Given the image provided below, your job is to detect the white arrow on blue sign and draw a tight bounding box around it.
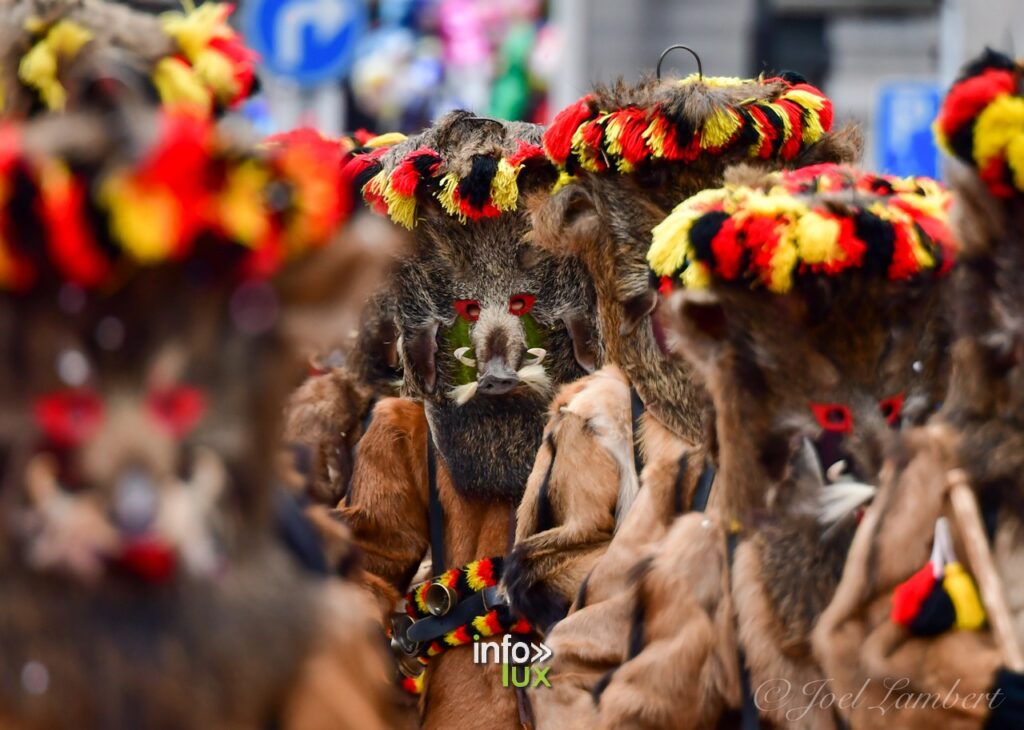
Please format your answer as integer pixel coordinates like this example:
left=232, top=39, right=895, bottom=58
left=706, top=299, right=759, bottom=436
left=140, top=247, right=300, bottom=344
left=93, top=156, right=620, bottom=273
left=875, top=81, right=942, bottom=179
left=242, top=0, right=367, bottom=87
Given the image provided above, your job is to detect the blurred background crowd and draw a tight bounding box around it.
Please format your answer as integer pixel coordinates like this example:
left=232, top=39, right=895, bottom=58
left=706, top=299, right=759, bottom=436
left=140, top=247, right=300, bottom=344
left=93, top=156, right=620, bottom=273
left=202, top=0, right=1023, bottom=179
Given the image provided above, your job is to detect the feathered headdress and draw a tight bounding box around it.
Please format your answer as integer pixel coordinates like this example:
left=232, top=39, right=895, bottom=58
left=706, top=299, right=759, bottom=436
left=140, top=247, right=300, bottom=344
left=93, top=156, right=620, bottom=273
left=344, top=112, right=552, bottom=229
left=648, top=163, right=954, bottom=294
left=934, top=49, right=1024, bottom=198
left=0, top=0, right=257, bottom=117
left=0, top=116, right=355, bottom=293
left=544, top=72, right=834, bottom=178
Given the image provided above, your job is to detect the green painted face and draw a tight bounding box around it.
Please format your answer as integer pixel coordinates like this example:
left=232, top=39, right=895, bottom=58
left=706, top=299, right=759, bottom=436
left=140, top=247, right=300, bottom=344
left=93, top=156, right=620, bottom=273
left=440, top=307, right=550, bottom=387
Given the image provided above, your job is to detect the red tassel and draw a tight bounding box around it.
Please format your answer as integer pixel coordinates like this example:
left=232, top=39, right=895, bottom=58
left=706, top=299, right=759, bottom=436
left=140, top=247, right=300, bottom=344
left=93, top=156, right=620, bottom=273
left=710, top=216, right=744, bottom=279
left=791, top=83, right=834, bottom=132
left=892, top=564, right=937, bottom=627
left=778, top=100, right=806, bottom=160
left=543, top=95, right=594, bottom=164
left=613, top=108, right=651, bottom=165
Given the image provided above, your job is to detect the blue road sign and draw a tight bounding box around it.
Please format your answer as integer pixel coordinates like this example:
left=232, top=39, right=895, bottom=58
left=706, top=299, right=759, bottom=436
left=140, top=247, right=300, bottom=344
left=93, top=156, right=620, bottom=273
left=876, top=81, right=942, bottom=179
left=242, top=0, right=367, bottom=87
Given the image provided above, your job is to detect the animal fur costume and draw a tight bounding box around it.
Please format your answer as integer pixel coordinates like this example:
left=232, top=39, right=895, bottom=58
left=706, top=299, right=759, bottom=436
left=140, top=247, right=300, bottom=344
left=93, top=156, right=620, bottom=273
left=0, top=105, right=398, bottom=729
left=338, top=111, right=597, bottom=729
left=813, top=49, right=1024, bottom=730
left=562, top=164, right=956, bottom=730
left=500, top=73, right=862, bottom=705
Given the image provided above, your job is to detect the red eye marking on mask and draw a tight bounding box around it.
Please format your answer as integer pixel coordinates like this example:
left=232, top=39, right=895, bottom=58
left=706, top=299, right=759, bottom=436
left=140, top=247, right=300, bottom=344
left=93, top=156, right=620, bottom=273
left=810, top=402, right=853, bottom=434
left=147, top=386, right=206, bottom=437
left=508, top=294, right=536, bottom=316
left=454, top=299, right=481, bottom=322
left=879, top=393, right=905, bottom=427
left=33, top=389, right=104, bottom=447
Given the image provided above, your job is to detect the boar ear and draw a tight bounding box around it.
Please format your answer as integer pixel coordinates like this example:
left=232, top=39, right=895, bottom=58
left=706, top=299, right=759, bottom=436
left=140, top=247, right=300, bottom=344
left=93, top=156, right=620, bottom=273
left=526, top=183, right=601, bottom=258
left=404, top=322, right=440, bottom=394
left=665, top=289, right=729, bottom=376
left=619, top=287, right=658, bottom=337
left=563, top=313, right=599, bottom=373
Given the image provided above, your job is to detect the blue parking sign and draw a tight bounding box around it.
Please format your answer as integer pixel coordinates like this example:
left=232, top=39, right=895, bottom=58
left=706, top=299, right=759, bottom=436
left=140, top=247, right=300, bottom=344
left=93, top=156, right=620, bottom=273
left=876, top=82, right=942, bottom=179
left=243, top=0, right=367, bottom=87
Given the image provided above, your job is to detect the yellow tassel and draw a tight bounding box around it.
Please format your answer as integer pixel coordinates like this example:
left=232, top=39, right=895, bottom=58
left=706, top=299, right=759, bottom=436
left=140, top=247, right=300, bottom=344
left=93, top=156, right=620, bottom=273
left=436, top=173, right=465, bottom=221
left=795, top=210, right=842, bottom=265
left=973, top=94, right=1024, bottom=169
left=570, top=117, right=607, bottom=173
left=677, top=74, right=745, bottom=88
left=763, top=102, right=794, bottom=144
left=192, top=48, right=237, bottom=104
left=160, top=3, right=230, bottom=61
left=943, top=562, right=986, bottom=631
left=605, top=114, right=636, bottom=170
left=383, top=179, right=417, bottom=230
left=681, top=262, right=711, bottom=289
left=362, top=166, right=388, bottom=200
left=151, top=57, right=211, bottom=114
left=465, top=560, right=488, bottom=592
left=219, top=161, right=270, bottom=246
left=648, top=189, right=727, bottom=275
left=490, top=158, right=520, bottom=212
left=471, top=614, right=497, bottom=637
left=642, top=116, right=668, bottom=159
left=783, top=88, right=827, bottom=143
left=19, top=20, right=93, bottom=111
left=552, top=170, right=577, bottom=193
left=767, top=226, right=799, bottom=293
left=701, top=108, right=742, bottom=149
left=364, top=132, right=407, bottom=148
left=101, top=176, right=180, bottom=262
left=1007, top=133, right=1024, bottom=192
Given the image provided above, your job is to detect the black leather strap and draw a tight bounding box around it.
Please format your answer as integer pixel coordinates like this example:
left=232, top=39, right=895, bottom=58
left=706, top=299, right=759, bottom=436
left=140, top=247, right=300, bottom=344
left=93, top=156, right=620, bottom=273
left=630, top=387, right=645, bottom=477
left=427, top=432, right=446, bottom=574
left=407, top=585, right=506, bottom=643
left=691, top=459, right=716, bottom=513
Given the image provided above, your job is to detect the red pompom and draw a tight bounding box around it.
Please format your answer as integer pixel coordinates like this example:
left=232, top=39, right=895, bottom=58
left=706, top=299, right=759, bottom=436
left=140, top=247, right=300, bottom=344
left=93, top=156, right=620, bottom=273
left=118, top=539, right=178, bottom=583
left=892, top=564, right=937, bottom=627
left=710, top=216, right=744, bottom=279
left=543, top=95, right=594, bottom=164
left=937, top=69, right=1016, bottom=139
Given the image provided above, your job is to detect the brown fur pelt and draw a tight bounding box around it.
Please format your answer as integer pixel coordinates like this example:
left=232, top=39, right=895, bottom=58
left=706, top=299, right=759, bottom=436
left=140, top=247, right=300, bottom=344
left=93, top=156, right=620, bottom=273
left=574, top=235, right=951, bottom=727
left=812, top=163, right=1024, bottom=729
left=341, top=397, right=521, bottom=728
left=378, top=110, right=597, bottom=503
left=524, top=77, right=862, bottom=443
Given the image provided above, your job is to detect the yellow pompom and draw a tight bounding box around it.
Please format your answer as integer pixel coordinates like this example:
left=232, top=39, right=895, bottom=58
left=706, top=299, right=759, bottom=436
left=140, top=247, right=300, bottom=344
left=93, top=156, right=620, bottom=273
left=795, top=210, right=842, bottom=265
left=973, top=94, right=1024, bottom=169
left=648, top=188, right=729, bottom=275
left=943, top=562, right=986, bottom=631
left=192, top=48, right=237, bottom=104
left=643, top=116, right=668, bottom=159
left=151, top=57, right=211, bottom=114
left=767, top=228, right=799, bottom=293
left=101, top=176, right=180, bottom=262
left=677, top=74, right=745, bottom=88
left=219, top=162, right=270, bottom=246
left=681, top=261, right=711, bottom=289
left=551, top=170, right=577, bottom=193
left=161, top=3, right=231, bottom=61
left=701, top=107, right=742, bottom=149
left=436, top=173, right=465, bottom=221
left=364, top=132, right=407, bottom=149
left=1007, top=133, right=1024, bottom=192
left=490, top=158, right=520, bottom=212
left=19, top=20, right=93, bottom=111
left=383, top=180, right=417, bottom=230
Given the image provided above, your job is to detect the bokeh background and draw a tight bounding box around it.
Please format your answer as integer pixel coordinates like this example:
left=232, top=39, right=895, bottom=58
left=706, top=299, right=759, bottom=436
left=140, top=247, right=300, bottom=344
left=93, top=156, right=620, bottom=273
left=228, top=0, right=1023, bottom=178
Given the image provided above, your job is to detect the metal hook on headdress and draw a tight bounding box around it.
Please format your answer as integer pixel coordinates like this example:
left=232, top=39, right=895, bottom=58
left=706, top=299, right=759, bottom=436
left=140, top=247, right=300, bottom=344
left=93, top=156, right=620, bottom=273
left=657, top=44, right=703, bottom=81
